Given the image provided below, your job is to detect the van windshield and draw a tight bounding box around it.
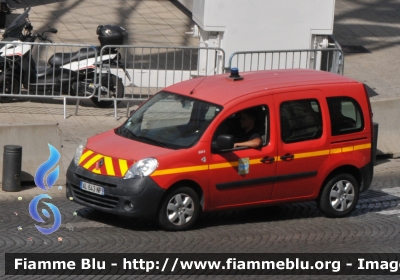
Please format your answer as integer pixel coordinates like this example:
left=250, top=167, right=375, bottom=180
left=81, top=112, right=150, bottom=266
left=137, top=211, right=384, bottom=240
left=116, top=92, right=222, bottom=149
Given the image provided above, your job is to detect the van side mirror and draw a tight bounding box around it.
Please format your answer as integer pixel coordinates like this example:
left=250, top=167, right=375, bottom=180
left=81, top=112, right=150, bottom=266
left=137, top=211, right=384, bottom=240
left=216, top=134, right=234, bottom=150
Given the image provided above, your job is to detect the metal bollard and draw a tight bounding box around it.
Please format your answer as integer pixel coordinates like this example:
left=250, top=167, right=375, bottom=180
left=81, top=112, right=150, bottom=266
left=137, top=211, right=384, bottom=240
left=2, top=145, right=22, bottom=192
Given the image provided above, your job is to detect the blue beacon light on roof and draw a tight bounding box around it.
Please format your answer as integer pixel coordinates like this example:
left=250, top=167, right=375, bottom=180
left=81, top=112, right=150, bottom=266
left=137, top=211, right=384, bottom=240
left=228, top=68, right=243, bottom=81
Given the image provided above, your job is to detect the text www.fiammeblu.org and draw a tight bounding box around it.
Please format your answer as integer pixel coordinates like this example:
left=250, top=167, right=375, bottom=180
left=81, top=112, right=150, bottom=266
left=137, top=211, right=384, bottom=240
left=121, top=258, right=400, bottom=273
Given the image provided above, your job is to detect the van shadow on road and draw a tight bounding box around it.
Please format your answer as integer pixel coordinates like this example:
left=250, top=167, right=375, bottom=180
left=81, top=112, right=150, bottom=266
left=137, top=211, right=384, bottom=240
left=70, top=188, right=400, bottom=231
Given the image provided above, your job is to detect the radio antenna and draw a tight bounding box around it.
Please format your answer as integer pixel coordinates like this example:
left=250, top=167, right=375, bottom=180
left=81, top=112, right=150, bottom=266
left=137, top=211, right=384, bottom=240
left=190, top=76, right=207, bottom=95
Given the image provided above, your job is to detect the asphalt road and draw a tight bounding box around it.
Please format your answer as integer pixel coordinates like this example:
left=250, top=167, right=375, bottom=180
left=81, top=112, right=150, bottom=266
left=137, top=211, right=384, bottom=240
left=1, top=157, right=400, bottom=279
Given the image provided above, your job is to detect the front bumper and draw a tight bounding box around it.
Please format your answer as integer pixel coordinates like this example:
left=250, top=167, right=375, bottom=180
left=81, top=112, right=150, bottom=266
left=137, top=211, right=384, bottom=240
left=66, top=161, right=166, bottom=219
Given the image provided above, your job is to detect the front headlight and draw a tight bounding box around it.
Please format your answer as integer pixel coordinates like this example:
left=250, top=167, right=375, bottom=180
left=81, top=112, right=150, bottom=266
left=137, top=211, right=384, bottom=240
left=74, top=140, right=87, bottom=166
left=124, top=158, right=158, bottom=179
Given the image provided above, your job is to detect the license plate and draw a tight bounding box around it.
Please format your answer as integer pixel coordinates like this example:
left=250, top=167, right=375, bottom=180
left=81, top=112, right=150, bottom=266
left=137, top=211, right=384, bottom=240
left=80, top=181, right=104, bottom=196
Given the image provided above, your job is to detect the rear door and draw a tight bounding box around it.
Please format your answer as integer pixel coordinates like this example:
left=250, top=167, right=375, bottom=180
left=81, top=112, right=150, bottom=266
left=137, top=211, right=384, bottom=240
left=272, top=90, right=330, bottom=201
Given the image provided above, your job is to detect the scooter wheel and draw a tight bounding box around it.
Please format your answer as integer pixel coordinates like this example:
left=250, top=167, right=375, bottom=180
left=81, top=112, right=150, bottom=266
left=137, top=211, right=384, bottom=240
left=91, top=75, right=124, bottom=108
left=0, top=74, right=20, bottom=103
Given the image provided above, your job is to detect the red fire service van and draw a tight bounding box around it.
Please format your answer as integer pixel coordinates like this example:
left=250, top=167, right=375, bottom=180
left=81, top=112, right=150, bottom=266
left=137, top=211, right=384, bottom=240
left=66, top=69, right=375, bottom=231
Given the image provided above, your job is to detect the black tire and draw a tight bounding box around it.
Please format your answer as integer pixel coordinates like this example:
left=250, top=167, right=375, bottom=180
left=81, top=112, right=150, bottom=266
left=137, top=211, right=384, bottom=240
left=157, top=187, right=200, bottom=231
left=91, top=74, right=124, bottom=108
left=0, top=74, right=20, bottom=103
left=318, top=173, right=359, bottom=218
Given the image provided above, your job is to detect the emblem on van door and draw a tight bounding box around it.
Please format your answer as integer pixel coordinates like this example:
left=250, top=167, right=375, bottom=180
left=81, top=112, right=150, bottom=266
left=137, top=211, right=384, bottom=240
left=238, top=158, right=250, bottom=175
left=95, top=158, right=104, bottom=169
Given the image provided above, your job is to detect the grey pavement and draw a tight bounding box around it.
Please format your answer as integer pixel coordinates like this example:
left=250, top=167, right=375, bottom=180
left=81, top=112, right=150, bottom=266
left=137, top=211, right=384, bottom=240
left=334, top=0, right=400, bottom=100
left=7, top=0, right=198, bottom=47
left=1, top=0, right=400, bottom=279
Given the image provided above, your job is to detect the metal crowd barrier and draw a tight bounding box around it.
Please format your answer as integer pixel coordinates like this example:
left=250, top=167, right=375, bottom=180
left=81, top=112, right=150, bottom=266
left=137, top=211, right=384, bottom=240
left=0, top=40, right=345, bottom=119
left=0, top=42, right=225, bottom=118
left=228, top=48, right=344, bottom=75
left=97, top=46, right=225, bottom=118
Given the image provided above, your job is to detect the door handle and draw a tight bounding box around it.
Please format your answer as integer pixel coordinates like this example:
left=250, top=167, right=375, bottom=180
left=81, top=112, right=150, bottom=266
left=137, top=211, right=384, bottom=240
left=260, top=156, right=275, bottom=163
left=280, top=153, right=294, bottom=161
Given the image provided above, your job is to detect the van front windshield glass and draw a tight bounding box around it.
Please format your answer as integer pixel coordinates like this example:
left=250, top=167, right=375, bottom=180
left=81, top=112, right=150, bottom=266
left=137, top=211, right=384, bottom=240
left=115, top=92, right=222, bottom=149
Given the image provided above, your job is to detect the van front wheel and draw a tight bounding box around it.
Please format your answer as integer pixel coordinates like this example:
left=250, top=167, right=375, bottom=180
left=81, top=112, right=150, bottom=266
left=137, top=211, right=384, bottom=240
left=318, top=174, right=359, bottom=218
left=157, top=187, right=200, bottom=231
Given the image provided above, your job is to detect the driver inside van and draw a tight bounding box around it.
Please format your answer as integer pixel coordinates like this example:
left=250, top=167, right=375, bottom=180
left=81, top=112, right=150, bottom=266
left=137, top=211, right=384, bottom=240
left=233, top=109, right=262, bottom=148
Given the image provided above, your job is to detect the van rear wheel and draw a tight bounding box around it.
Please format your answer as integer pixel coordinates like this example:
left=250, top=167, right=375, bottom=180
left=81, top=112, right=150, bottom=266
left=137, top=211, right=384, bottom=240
left=318, top=174, right=359, bottom=218
left=157, top=187, right=200, bottom=231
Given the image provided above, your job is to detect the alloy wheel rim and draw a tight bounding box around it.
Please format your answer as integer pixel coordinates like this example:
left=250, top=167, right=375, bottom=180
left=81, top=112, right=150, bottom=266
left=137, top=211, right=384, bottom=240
left=329, top=179, right=355, bottom=211
left=166, top=193, right=195, bottom=226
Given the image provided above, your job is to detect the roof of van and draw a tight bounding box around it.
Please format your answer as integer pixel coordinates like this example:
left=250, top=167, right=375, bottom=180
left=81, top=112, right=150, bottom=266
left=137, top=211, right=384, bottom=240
left=164, top=69, right=359, bottom=105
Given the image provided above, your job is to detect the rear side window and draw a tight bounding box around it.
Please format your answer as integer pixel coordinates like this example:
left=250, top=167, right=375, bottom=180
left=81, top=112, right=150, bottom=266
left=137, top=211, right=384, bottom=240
left=280, top=99, right=322, bottom=143
left=327, top=97, right=364, bottom=136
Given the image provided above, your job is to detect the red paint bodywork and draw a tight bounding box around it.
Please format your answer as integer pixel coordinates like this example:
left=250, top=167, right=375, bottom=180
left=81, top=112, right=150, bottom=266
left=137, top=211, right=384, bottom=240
left=84, top=69, right=373, bottom=213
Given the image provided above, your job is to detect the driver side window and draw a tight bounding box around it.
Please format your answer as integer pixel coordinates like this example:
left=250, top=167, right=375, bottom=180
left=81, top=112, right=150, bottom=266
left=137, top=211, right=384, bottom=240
left=212, top=105, right=269, bottom=151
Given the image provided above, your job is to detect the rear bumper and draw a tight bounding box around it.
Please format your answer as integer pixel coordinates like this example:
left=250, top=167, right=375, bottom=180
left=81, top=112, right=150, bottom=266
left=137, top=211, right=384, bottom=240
left=360, top=160, right=374, bottom=192
left=66, top=161, right=165, bottom=219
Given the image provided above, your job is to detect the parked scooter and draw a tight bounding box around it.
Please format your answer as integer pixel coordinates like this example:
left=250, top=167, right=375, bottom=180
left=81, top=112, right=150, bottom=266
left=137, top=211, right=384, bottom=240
left=0, top=7, right=129, bottom=107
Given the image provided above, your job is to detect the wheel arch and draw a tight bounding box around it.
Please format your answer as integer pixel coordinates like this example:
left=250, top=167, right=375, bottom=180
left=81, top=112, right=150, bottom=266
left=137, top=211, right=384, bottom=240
left=159, top=180, right=205, bottom=210
left=318, top=165, right=362, bottom=199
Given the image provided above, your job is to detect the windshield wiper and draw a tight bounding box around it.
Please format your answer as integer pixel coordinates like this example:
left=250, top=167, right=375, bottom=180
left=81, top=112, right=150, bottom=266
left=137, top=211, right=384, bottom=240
left=137, top=135, right=168, bottom=148
left=117, top=126, right=137, bottom=140
left=117, top=126, right=168, bottom=148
